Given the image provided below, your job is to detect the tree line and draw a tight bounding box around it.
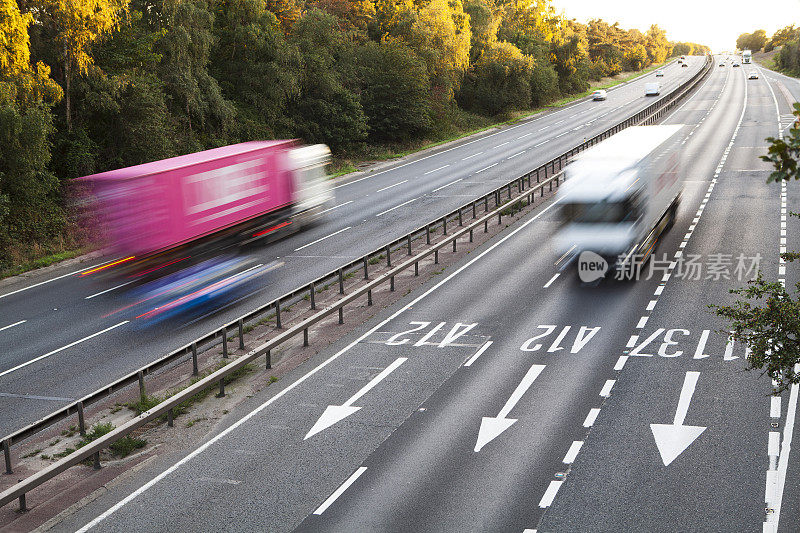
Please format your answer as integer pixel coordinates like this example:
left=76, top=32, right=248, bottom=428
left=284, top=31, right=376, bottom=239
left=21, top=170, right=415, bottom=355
left=1, top=0, right=701, bottom=269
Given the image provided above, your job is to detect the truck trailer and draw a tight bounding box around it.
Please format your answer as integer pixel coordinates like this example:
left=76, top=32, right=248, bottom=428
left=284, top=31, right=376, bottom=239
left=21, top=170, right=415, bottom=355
left=79, top=141, right=333, bottom=280
left=554, top=125, right=685, bottom=278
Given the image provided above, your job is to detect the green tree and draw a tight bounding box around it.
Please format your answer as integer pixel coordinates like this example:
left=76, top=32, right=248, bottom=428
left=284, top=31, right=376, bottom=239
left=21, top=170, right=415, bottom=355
left=771, top=25, right=799, bottom=48
left=158, top=0, right=235, bottom=152
left=211, top=0, right=301, bottom=139
left=357, top=40, right=431, bottom=142
left=289, top=9, right=367, bottom=150
left=457, top=39, right=533, bottom=115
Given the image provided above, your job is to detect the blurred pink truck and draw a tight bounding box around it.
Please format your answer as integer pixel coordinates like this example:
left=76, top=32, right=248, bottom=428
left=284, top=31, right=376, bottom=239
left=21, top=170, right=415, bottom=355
left=78, top=141, right=333, bottom=278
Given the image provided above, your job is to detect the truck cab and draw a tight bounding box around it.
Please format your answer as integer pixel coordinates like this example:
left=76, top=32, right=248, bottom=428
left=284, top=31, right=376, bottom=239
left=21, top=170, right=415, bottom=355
left=554, top=125, right=684, bottom=278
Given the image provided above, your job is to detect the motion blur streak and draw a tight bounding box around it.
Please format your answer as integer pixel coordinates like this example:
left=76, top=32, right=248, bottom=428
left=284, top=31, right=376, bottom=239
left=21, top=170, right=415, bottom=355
left=79, top=256, right=135, bottom=277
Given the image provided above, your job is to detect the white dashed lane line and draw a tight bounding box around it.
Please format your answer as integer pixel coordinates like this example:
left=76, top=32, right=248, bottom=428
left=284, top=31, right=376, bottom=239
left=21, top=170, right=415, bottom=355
left=376, top=180, right=408, bottom=193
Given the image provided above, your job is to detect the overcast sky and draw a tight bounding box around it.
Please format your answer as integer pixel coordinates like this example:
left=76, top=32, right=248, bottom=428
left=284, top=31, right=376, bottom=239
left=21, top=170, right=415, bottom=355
left=550, top=0, right=800, bottom=52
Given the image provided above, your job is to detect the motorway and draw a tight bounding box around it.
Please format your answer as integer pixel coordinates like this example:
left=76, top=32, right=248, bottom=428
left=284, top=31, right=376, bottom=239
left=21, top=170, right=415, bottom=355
left=0, top=57, right=706, bottom=437
left=38, top=58, right=800, bottom=532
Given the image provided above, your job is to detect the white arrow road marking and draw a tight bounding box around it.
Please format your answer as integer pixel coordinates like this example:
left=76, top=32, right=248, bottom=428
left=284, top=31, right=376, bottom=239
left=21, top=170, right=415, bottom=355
left=474, top=364, right=545, bottom=452
left=650, top=371, right=706, bottom=466
left=304, top=357, right=407, bottom=440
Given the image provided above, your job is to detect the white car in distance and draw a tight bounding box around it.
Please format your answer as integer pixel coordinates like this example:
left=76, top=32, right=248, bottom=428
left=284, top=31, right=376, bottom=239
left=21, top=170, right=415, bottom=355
left=592, top=89, right=607, bottom=101
left=644, top=82, right=660, bottom=96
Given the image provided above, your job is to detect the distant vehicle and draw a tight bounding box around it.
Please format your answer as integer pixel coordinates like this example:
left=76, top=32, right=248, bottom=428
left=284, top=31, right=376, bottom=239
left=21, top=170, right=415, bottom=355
left=733, top=62, right=740, bottom=67
left=719, top=62, right=725, bottom=67
left=655, top=70, right=664, bottom=77
left=680, top=55, right=686, bottom=60
left=644, top=82, right=660, bottom=96
left=592, top=89, right=607, bottom=101
left=78, top=141, right=334, bottom=280
left=742, top=49, right=752, bottom=64
left=677, top=58, right=683, bottom=64
left=682, top=63, right=688, bottom=67
left=554, top=125, right=685, bottom=276
left=748, top=71, right=759, bottom=79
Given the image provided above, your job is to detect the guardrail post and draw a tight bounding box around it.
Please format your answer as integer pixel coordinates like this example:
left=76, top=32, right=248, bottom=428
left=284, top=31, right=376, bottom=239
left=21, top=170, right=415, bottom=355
left=435, top=250, right=439, bottom=264
left=426, top=225, right=431, bottom=245
left=484, top=219, right=488, bottom=233
left=77, top=402, right=86, bottom=436
left=18, top=489, right=26, bottom=512
left=222, top=329, right=228, bottom=359
left=443, top=217, right=447, bottom=236
left=458, top=209, right=463, bottom=226
left=495, top=191, right=500, bottom=207
left=472, top=201, right=476, bottom=219
left=167, top=408, right=174, bottom=427
left=310, top=282, right=316, bottom=310
left=368, top=289, right=373, bottom=306
left=339, top=307, right=344, bottom=324
left=415, top=261, right=419, bottom=276
left=407, top=235, right=412, bottom=255
left=265, top=349, right=271, bottom=369
left=498, top=212, right=502, bottom=225
left=238, top=319, right=245, bottom=350
left=452, top=238, right=457, bottom=252
left=217, top=379, right=225, bottom=398
left=543, top=165, right=548, bottom=180
left=192, top=343, right=199, bottom=376
left=275, top=301, right=282, bottom=329
left=93, top=452, right=101, bottom=470
left=138, top=371, right=146, bottom=400
left=303, top=328, right=309, bottom=347
left=469, top=228, right=473, bottom=242
left=363, top=258, right=369, bottom=279
left=338, top=268, right=344, bottom=294
left=390, top=275, right=395, bottom=292
left=3, top=439, right=11, bottom=474
left=507, top=183, right=512, bottom=200
left=386, top=245, right=391, bottom=267
left=484, top=196, right=489, bottom=212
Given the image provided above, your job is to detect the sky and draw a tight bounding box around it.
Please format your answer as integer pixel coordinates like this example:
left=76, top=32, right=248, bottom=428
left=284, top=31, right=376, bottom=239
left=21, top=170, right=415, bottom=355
left=550, top=0, right=800, bottom=53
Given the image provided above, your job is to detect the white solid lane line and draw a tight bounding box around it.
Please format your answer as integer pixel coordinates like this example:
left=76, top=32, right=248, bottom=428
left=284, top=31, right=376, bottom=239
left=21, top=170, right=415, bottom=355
left=376, top=180, right=408, bottom=193
left=0, top=321, right=129, bottom=378
left=294, top=227, right=352, bottom=251
left=475, top=163, right=497, bottom=174
left=0, top=320, right=26, bottom=332
left=423, top=165, right=449, bottom=175
left=432, top=179, right=463, bottom=192
left=313, top=467, right=367, bottom=515
left=464, top=341, right=492, bottom=367
left=85, top=281, right=134, bottom=300
left=461, top=152, right=483, bottom=161
left=543, top=273, right=560, bottom=288
left=317, top=201, right=354, bottom=216
left=375, top=198, right=418, bottom=217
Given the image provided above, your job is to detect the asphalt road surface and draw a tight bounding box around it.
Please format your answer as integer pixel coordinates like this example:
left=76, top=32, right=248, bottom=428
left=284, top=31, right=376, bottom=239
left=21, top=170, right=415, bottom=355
left=40, top=58, right=800, bottom=532
left=0, top=57, right=706, bottom=437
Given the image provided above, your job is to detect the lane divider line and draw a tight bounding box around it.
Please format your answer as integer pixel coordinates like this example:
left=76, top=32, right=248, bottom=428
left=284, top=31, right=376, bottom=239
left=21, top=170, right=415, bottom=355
left=0, top=321, right=129, bottom=378
left=313, top=466, right=367, bottom=515
left=294, top=227, right=353, bottom=251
